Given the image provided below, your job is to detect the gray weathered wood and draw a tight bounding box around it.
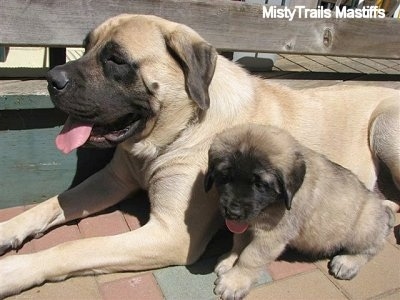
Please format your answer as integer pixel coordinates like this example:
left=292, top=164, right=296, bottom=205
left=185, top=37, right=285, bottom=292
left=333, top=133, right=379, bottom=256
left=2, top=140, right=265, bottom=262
left=289, top=0, right=319, bottom=8
left=0, top=0, right=400, bottom=58
left=0, top=80, right=48, bottom=95
left=0, top=80, right=53, bottom=109
left=0, top=127, right=76, bottom=208
left=0, top=95, right=54, bottom=110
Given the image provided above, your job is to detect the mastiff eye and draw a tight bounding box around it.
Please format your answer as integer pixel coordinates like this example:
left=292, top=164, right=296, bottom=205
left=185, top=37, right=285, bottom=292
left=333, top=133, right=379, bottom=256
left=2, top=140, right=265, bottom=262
left=105, top=54, right=126, bottom=65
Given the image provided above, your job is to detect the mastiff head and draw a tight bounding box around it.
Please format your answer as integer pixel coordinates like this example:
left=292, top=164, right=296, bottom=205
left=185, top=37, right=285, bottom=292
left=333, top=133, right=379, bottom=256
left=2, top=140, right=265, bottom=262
left=46, top=14, right=218, bottom=153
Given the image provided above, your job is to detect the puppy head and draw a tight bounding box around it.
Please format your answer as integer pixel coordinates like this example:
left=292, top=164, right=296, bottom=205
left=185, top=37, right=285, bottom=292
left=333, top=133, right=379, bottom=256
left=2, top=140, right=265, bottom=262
left=205, top=151, right=284, bottom=221
left=205, top=124, right=306, bottom=221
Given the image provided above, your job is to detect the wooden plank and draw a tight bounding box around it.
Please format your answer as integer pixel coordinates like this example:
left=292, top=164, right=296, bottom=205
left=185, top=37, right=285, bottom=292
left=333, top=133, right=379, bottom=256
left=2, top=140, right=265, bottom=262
left=0, top=0, right=399, bottom=58
left=328, top=56, right=377, bottom=73
left=0, top=127, right=76, bottom=208
left=0, top=120, right=114, bottom=209
left=289, top=0, right=319, bottom=8
left=0, top=80, right=54, bottom=109
left=0, top=80, right=48, bottom=95
left=0, top=95, right=54, bottom=110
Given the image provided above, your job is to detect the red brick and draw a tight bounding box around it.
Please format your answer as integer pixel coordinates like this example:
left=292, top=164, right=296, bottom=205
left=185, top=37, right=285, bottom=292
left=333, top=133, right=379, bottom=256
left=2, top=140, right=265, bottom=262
left=267, top=260, right=316, bottom=280
left=119, top=193, right=150, bottom=231
left=1, top=236, right=35, bottom=257
left=266, top=250, right=316, bottom=280
left=33, top=224, right=81, bottom=251
left=15, top=239, right=36, bottom=255
left=99, top=273, right=164, bottom=300
left=0, top=206, right=24, bottom=222
left=3, top=243, right=35, bottom=257
left=78, top=210, right=130, bottom=238
left=122, top=212, right=142, bottom=231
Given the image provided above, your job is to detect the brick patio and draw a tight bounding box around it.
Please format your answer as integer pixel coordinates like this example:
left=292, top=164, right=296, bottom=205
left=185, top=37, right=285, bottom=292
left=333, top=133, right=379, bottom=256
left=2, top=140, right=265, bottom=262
left=1, top=197, right=399, bottom=300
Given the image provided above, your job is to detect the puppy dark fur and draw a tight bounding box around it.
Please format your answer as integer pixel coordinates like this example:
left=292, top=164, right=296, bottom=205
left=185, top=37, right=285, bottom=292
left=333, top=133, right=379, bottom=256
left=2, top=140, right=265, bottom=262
left=205, top=124, right=395, bottom=300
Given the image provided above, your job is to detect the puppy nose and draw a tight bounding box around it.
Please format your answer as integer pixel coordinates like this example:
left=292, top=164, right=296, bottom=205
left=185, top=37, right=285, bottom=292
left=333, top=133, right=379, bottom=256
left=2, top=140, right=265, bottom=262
left=224, top=206, right=242, bottom=220
left=47, top=67, right=70, bottom=91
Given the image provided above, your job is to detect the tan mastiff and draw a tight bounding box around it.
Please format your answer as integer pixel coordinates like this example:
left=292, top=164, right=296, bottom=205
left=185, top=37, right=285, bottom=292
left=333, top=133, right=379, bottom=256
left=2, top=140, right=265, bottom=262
left=0, top=14, right=398, bottom=297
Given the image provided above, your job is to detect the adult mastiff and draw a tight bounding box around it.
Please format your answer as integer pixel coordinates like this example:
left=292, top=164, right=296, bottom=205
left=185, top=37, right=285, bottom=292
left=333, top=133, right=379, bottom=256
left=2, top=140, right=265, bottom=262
left=0, top=14, right=399, bottom=296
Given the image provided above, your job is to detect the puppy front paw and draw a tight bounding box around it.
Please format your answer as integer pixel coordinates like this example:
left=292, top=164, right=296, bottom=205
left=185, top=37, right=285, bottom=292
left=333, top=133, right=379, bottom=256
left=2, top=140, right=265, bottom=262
left=214, top=267, right=257, bottom=300
left=215, top=252, right=239, bottom=276
left=329, top=254, right=367, bottom=280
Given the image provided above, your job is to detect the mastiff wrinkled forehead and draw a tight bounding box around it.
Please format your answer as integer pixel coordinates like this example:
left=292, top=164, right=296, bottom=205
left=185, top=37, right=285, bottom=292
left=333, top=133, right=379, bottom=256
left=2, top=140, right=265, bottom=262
left=46, top=14, right=217, bottom=152
left=85, top=14, right=218, bottom=108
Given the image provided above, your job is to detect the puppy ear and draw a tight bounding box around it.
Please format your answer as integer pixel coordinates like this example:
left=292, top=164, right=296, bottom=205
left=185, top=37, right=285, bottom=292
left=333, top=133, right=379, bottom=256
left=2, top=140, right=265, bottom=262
left=279, top=153, right=306, bottom=210
left=163, top=26, right=218, bottom=110
left=204, top=165, right=215, bottom=192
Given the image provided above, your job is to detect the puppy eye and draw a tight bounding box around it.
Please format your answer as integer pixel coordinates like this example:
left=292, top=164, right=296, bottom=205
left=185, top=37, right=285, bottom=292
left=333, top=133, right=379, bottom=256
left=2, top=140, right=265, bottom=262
left=254, top=181, right=264, bottom=189
left=253, top=174, right=265, bottom=190
left=216, top=174, right=231, bottom=185
left=254, top=181, right=267, bottom=191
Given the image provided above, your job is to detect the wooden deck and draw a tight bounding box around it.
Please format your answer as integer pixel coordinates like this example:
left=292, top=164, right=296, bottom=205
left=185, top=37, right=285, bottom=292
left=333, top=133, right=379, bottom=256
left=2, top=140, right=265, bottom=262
left=0, top=52, right=399, bottom=208
left=274, top=54, right=400, bottom=74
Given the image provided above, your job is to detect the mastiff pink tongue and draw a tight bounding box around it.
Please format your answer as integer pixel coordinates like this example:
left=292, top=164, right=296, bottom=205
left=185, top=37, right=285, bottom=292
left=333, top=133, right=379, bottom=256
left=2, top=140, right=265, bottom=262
left=55, top=117, right=93, bottom=154
left=225, top=219, right=249, bottom=234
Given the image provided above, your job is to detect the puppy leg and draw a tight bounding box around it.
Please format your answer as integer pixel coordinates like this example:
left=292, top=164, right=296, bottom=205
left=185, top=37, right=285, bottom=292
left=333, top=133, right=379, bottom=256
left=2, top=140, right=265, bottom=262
left=0, top=158, right=137, bottom=255
left=215, top=233, right=286, bottom=300
left=215, top=232, right=251, bottom=276
left=329, top=253, right=370, bottom=280
left=369, top=98, right=400, bottom=195
left=330, top=204, right=394, bottom=280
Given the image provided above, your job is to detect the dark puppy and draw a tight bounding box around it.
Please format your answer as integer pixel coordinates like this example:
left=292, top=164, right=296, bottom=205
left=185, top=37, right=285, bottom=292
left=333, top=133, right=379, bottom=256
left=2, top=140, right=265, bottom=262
left=205, top=124, right=395, bottom=300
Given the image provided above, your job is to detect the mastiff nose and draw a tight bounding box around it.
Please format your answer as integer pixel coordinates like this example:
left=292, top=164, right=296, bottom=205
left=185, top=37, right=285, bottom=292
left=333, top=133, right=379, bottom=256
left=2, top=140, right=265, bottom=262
left=47, top=66, right=70, bottom=91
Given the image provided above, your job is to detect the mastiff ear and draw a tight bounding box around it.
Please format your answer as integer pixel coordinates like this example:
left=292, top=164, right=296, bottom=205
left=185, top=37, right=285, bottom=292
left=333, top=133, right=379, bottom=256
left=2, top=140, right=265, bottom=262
left=204, top=165, right=215, bottom=192
left=83, top=31, right=93, bottom=53
left=278, top=153, right=306, bottom=210
left=163, top=25, right=218, bottom=110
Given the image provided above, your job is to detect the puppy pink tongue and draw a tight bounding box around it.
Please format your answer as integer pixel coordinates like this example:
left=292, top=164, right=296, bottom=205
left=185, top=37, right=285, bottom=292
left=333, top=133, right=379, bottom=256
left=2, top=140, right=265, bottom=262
left=55, top=117, right=93, bottom=154
left=225, top=219, right=249, bottom=234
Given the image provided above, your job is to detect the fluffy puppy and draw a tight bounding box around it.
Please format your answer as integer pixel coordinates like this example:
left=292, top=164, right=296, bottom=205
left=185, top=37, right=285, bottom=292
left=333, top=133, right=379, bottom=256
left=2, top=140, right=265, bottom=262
left=205, top=124, right=395, bottom=300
